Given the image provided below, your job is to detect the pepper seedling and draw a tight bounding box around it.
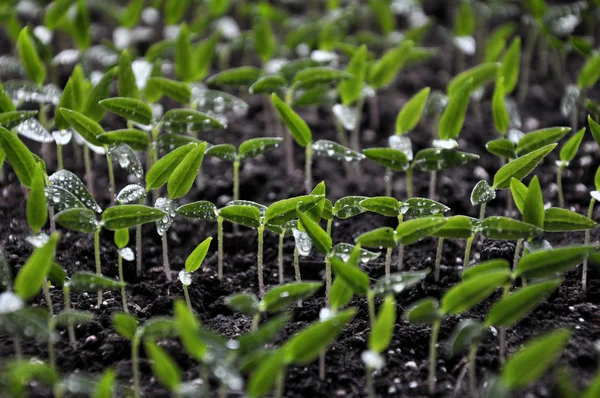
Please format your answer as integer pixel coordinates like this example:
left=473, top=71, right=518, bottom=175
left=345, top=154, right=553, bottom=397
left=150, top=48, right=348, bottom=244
left=178, top=237, right=212, bottom=311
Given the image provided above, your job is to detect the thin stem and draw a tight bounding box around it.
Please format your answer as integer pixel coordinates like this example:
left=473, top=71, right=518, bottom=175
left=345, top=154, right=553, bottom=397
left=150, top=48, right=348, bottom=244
left=429, top=170, right=437, bottom=200
left=49, top=206, right=56, bottom=233
left=406, top=169, right=414, bottom=198
left=512, top=238, right=523, bottom=272
left=325, top=218, right=333, bottom=300
left=118, top=255, right=128, bottom=313
left=284, top=124, right=295, bottom=176
left=304, top=145, right=313, bottom=195
left=334, top=117, right=349, bottom=147
left=366, top=366, right=375, bottom=398
left=233, top=160, right=240, bottom=202
left=429, top=320, right=441, bottom=395
left=132, top=331, right=141, bottom=398
left=518, top=26, right=539, bottom=104
left=384, top=168, right=392, bottom=197
left=162, top=233, right=171, bottom=281
left=468, top=344, right=478, bottom=397
left=499, top=285, right=510, bottom=363
left=135, top=224, right=142, bottom=278
left=435, top=238, right=444, bottom=282
left=14, top=335, right=22, bottom=359
left=274, top=369, right=286, bottom=398
left=257, top=225, right=265, bottom=298
left=583, top=197, right=596, bottom=292
left=106, top=150, right=116, bottom=206
left=557, top=165, right=565, bottom=208
left=319, top=350, right=326, bottom=380
left=367, top=291, right=376, bottom=329
left=479, top=202, right=487, bottom=221
left=397, top=244, right=405, bottom=271
left=43, top=278, right=53, bottom=315
left=294, top=246, right=302, bottom=307
left=385, top=247, right=392, bottom=277
left=183, top=284, right=192, bottom=311
left=351, top=97, right=365, bottom=151
left=464, top=236, right=474, bottom=267
left=57, top=144, right=64, bottom=170
left=218, top=216, right=223, bottom=280
left=278, top=233, right=284, bottom=284
left=252, top=313, right=260, bottom=332
left=48, top=321, right=56, bottom=369
left=94, top=228, right=102, bottom=308
left=83, top=145, right=95, bottom=198
left=64, top=284, right=75, bottom=346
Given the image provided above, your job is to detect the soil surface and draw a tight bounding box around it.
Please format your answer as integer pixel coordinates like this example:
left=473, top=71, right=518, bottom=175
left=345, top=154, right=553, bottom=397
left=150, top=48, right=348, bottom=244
left=1, top=4, right=600, bottom=398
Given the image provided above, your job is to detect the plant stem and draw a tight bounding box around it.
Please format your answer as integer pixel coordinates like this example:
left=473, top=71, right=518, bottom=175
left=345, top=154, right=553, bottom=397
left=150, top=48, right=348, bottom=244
left=233, top=160, right=240, bottom=202
left=479, top=202, right=487, bottom=221
left=384, top=168, right=392, bottom=197
left=106, top=150, right=116, bottom=206
left=257, top=224, right=265, bottom=298
left=334, top=117, right=349, bottom=148
left=518, top=25, right=539, bottom=104
left=162, top=233, right=171, bottom=281
left=14, top=335, right=22, bottom=359
left=429, top=171, right=437, bottom=200
left=94, top=228, right=102, bottom=308
left=464, top=236, right=474, bottom=267
left=406, top=168, right=414, bottom=198
left=304, top=144, right=313, bottom=194
left=135, top=224, right=142, bottom=278
left=366, top=366, right=375, bottom=398
left=468, top=344, right=478, bottom=397
left=294, top=246, right=302, bottom=307
left=132, top=331, right=141, bottom=398
left=499, top=285, right=510, bottom=363
left=274, top=369, right=286, bottom=398
left=43, top=278, right=53, bottom=315
left=83, top=145, right=95, bottom=198
left=118, top=255, right=128, bottom=313
left=326, top=219, right=333, bottom=299
left=367, top=291, right=376, bottom=329
left=512, top=238, right=523, bottom=271
left=183, top=284, right=191, bottom=311
left=557, top=164, right=565, bottom=208
left=367, top=94, right=378, bottom=132
left=48, top=321, right=56, bottom=369
left=385, top=247, right=392, bottom=277
left=435, top=238, right=444, bottom=282
left=397, top=244, right=405, bottom=271
left=319, top=350, right=326, bottom=380
left=428, top=320, right=441, bottom=395
left=583, top=197, right=596, bottom=292
left=57, top=144, right=64, bottom=170
left=64, top=284, right=75, bottom=346
left=252, top=313, right=260, bottom=332
left=278, top=233, right=284, bottom=284
left=218, top=216, right=224, bottom=280
left=351, top=96, right=365, bottom=151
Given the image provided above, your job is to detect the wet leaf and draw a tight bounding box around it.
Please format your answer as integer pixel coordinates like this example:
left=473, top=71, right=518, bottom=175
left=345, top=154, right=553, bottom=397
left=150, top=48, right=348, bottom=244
left=14, top=233, right=59, bottom=300
left=412, top=148, right=479, bottom=171
left=432, top=215, right=478, bottom=239
left=515, top=246, right=597, bottom=279
left=360, top=197, right=401, bottom=217
left=54, top=208, right=98, bottom=233
left=239, top=137, right=282, bottom=161
left=372, top=270, right=429, bottom=297
left=186, top=237, right=212, bottom=273
left=99, top=98, right=153, bottom=126
left=543, top=208, right=598, bottom=231
left=0, top=111, right=38, bottom=129
left=516, top=127, right=570, bottom=156
left=441, top=270, right=511, bottom=315
left=492, top=144, right=556, bottom=189
left=471, top=180, right=496, bottom=206
left=161, top=108, right=225, bottom=133
left=249, top=75, right=287, bottom=95
left=220, top=205, right=262, bottom=229
left=271, top=94, right=312, bottom=147
left=176, top=201, right=219, bottom=220
left=206, top=144, right=237, bottom=162
left=333, top=196, right=367, bottom=219
left=263, top=282, right=322, bottom=313
left=312, top=140, right=364, bottom=162
left=480, top=216, right=542, bottom=240
left=97, top=129, right=150, bottom=151
left=356, top=227, right=396, bottom=249
left=102, top=205, right=167, bottom=230
left=297, top=207, right=331, bottom=255
left=395, top=217, right=447, bottom=245
left=402, top=197, right=450, bottom=217
left=362, top=148, right=410, bottom=171
left=49, top=170, right=101, bottom=212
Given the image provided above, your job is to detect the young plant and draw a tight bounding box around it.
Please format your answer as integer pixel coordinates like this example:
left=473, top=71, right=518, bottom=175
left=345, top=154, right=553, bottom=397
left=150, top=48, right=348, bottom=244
left=113, top=229, right=132, bottom=313
left=431, top=215, right=480, bottom=281
left=179, top=237, right=212, bottom=310
left=556, top=127, right=586, bottom=208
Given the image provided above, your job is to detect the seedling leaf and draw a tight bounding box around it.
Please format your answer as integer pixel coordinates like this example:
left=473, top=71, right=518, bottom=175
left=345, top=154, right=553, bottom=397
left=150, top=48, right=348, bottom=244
left=185, top=237, right=212, bottom=273
left=480, top=216, right=542, bottom=240
left=441, top=270, right=511, bottom=315
left=54, top=208, right=98, bottom=233
left=263, top=282, right=322, bottom=313
left=99, top=98, right=153, bottom=126
left=543, top=208, right=598, bottom=231
left=492, top=144, right=556, bottom=189
left=102, top=205, right=167, bottom=230
left=0, top=126, right=38, bottom=187
left=14, top=233, right=59, bottom=300
left=271, top=94, right=312, bottom=147
left=168, top=142, right=207, bottom=199
left=395, top=217, right=447, bottom=245
left=515, top=246, right=597, bottom=279
left=370, top=295, right=396, bottom=353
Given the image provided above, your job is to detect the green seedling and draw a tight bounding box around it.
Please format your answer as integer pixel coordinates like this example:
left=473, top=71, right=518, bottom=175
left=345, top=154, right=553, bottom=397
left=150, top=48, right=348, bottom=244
left=556, top=128, right=586, bottom=208
left=431, top=215, right=480, bottom=281
left=179, top=237, right=212, bottom=310
left=113, top=228, right=132, bottom=313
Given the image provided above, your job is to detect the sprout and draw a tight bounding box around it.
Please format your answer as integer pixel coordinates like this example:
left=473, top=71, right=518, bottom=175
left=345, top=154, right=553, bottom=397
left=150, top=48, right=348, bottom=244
left=180, top=237, right=212, bottom=310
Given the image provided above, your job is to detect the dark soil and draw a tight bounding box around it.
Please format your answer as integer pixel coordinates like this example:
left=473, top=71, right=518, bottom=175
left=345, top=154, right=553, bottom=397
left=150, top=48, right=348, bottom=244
left=2, top=4, right=600, bottom=398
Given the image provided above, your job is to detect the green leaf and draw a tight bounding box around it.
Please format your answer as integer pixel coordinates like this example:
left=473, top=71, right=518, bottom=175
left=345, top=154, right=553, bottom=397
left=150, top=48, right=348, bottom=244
left=185, top=237, right=212, bottom=273
left=516, top=127, right=569, bottom=156
left=100, top=98, right=153, bottom=126
left=26, top=165, right=47, bottom=233
left=146, top=77, right=191, bottom=104
left=499, top=37, right=521, bottom=94
left=193, top=31, right=220, bottom=81
left=370, top=295, right=396, bottom=353
left=369, top=0, right=396, bottom=34
left=395, top=87, right=430, bottom=134
left=263, top=282, right=322, bottom=313
left=462, top=259, right=510, bottom=281
left=69, top=272, right=125, bottom=292
left=48, top=170, right=100, bottom=213
left=220, top=205, right=262, bottom=229
left=293, top=67, right=352, bottom=89
left=225, top=293, right=260, bottom=315
left=206, top=144, right=236, bottom=162
left=93, top=368, right=116, bottom=398
left=332, top=196, right=367, bottom=219
left=412, top=148, right=479, bottom=171
left=283, top=308, right=356, bottom=365
left=83, top=67, right=118, bottom=122
left=0, top=248, right=12, bottom=291
left=265, top=195, right=323, bottom=228
left=485, top=24, right=516, bottom=62
left=404, top=297, right=441, bottom=324
left=402, top=197, right=450, bottom=217
left=146, top=144, right=196, bottom=190
left=144, top=341, right=181, bottom=392
left=167, top=142, right=207, bottom=199
left=279, top=58, right=320, bottom=81
left=253, top=16, right=276, bottom=63
left=454, top=0, right=475, bottom=36
left=297, top=207, right=332, bottom=255
left=330, top=255, right=370, bottom=295
left=447, top=63, right=499, bottom=97
left=471, top=180, right=496, bottom=206
left=395, top=217, right=447, bottom=245
left=120, top=0, right=144, bottom=27
left=480, top=216, right=542, bottom=240
left=248, top=350, right=286, bottom=398
left=439, top=79, right=473, bottom=140
left=271, top=93, right=312, bottom=147
left=160, top=108, right=225, bottom=133
left=239, top=137, right=282, bottom=161
left=312, top=140, right=364, bottom=162
left=578, top=52, right=600, bottom=89
left=372, top=270, right=429, bottom=297
left=360, top=197, right=401, bottom=217
left=114, top=228, right=129, bottom=249
left=53, top=310, right=94, bottom=328
left=70, top=0, right=91, bottom=49
left=448, top=320, right=487, bottom=356
left=96, top=129, right=150, bottom=151
left=509, top=178, right=528, bottom=214
left=339, top=45, right=368, bottom=105
left=117, top=50, right=139, bottom=99
left=486, top=279, right=561, bottom=327
left=173, top=300, right=206, bottom=361
left=44, top=0, right=76, bottom=29
left=501, top=329, right=571, bottom=389
left=0, top=110, right=38, bottom=129
left=207, top=67, right=263, bottom=87
left=441, top=270, right=511, bottom=315
left=58, top=108, right=104, bottom=147
left=543, top=207, right=598, bottom=232
left=164, top=0, right=188, bottom=24
left=17, top=27, right=46, bottom=86
left=432, top=216, right=478, bottom=239
left=102, top=205, right=167, bottom=230
left=362, top=148, right=410, bottom=171
left=239, top=313, right=290, bottom=355
left=559, top=128, right=585, bottom=163
left=175, top=24, right=194, bottom=82
left=486, top=138, right=516, bottom=159
left=47, top=262, right=66, bottom=288
left=249, top=75, right=287, bottom=95
left=55, top=208, right=98, bottom=233
left=368, top=40, right=414, bottom=89
left=523, top=176, right=544, bottom=229
left=0, top=126, right=38, bottom=187
left=356, top=227, right=396, bottom=249
left=516, top=246, right=597, bottom=279
left=14, top=233, right=59, bottom=299
left=0, top=83, right=16, bottom=113
left=492, top=78, right=510, bottom=135
left=492, top=144, right=557, bottom=189
left=589, top=115, right=600, bottom=146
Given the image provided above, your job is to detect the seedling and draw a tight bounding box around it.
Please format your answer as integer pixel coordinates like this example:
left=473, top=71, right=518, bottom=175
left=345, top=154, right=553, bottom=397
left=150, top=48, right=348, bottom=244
left=179, top=237, right=212, bottom=310
left=556, top=128, right=586, bottom=208
left=113, top=229, right=132, bottom=313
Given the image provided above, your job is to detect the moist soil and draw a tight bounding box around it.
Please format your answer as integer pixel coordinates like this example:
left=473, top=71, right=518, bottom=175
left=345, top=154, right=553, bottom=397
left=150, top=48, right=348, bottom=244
left=2, top=9, right=600, bottom=398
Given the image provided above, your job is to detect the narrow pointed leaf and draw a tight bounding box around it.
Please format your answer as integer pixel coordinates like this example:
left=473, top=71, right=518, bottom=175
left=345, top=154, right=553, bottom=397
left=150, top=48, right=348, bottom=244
left=297, top=207, right=331, bottom=255
left=492, top=144, right=556, bottom=189
left=363, top=148, right=409, bottom=171
left=186, top=237, right=212, bottom=273
left=102, top=205, right=167, bottom=230
left=516, top=246, right=597, bottom=279
left=0, top=126, right=37, bottom=187
left=59, top=108, right=104, bottom=147
left=271, top=94, right=311, bottom=147
left=146, top=144, right=196, bottom=190
left=395, top=217, right=447, bottom=245
left=480, top=216, right=542, bottom=240
left=100, top=98, right=153, bottom=126
left=168, top=142, right=206, bottom=199
left=441, top=270, right=511, bottom=315
left=263, top=282, right=322, bottom=313
left=14, top=233, right=59, bottom=299
left=55, top=208, right=98, bottom=233
left=543, top=208, right=598, bottom=231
